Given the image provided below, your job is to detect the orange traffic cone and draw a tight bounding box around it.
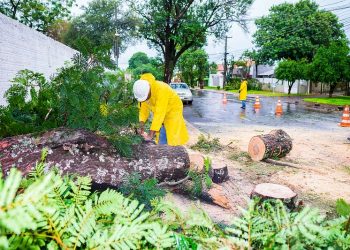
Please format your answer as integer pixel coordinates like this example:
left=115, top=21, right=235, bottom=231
left=339, top=105, right=350, bottom=127
left=253, top=96, right=261, bottom=109
left=222, top=93, right=227, bottom=104
left=275, top=99, right=283, bottom=116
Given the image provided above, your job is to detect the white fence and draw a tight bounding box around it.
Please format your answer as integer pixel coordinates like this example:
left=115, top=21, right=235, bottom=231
left=258, top=77, right=309, bottom=94
left=0, top=14, right=77, bottom=105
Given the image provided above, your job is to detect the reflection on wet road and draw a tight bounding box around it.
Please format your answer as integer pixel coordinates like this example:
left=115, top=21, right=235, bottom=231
left=183, top=90, right=341, bottom=132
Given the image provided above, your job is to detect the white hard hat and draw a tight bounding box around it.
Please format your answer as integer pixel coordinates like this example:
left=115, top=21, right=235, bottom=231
left=133, top=80, right=150, bottom=102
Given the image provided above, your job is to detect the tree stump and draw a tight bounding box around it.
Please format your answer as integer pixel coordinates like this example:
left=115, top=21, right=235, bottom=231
left=210, top=163, right=229, bottom=184
left=250, top=183, right=297, bottom=209
left=248, top=129, right=292, bottom=161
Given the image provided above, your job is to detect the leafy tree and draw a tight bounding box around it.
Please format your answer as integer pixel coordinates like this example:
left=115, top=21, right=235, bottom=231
left=128, top=52, right=150, bottom=69
left=209, top=62, right=218, bottom=74
left=0, top=0, right=75, bottom=34
left=178, top=49, right=209, bottom=87
left=0, top=45, right=140, bottom=156
left=275, top=59, right=307, bottom=95
left=132, top=0, right=253, bottom=83
left=253, top=0, right=345, bottom=64
left=46, top=19, right=71, bottom=42
left=308, top=41, right=350, bottom=97
left=64, top=0, right=137, bottom=54
left=242, top=49, right=261, bottom=76
left=128, top=52, right=163, bottom=80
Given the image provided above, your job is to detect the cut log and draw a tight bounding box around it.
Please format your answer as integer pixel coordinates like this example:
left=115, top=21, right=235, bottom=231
left=0, top=128, right=190, bottom=188
left=250, top=183, right=297, bottom=208
left=189, top=153, right=205, bottom=172
left=248, top=129, right=292, bottom=161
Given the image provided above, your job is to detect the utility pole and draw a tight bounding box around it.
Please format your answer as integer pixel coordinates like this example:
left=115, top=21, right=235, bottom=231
left=223, top=36, right=232, bottom=88
left=113, top=4, right=120, bottom=69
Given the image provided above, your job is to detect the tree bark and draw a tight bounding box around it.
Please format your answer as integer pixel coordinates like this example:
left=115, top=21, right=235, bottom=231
left=164, top=51, right=176, bottom=83
left=0, top=128, right=232, bottom=208
left=248, top=129, right=293, bottom=161
left=329, top=83, right=337, bottom=97
left=0, top=128, right=190, bottom=188
left=288, top=82, right=293, bottom=95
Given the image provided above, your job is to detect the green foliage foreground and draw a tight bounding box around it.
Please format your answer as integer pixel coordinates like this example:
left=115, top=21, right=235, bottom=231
left=1, top=157, right=350, bottom=249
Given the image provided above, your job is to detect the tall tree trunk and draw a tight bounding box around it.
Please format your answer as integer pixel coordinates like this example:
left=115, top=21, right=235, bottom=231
left=309, top=80, right=313, bottom=94
left=329, top=83, right=337, bottom=97
left=163, top=58, right=175, bottom=83
left=346, top=82, right=350, bottom=96
left=163, top=39, right=176, bottom=83
left=288, top=82, right=293, bottom=95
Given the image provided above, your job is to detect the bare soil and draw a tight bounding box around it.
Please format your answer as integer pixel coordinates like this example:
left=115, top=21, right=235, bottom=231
left=168, top=121, right=350, bottom=224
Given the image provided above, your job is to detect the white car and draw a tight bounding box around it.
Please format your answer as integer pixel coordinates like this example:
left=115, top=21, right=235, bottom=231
left=170, top=83, right=193, bottom=104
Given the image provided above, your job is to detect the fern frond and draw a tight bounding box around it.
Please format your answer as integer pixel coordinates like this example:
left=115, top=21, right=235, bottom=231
left=94, top=189, right=125, bottom=216
left=144, top=223, right=174, bottom=249
left=68, top=200, right=96, bottom=248
left=27, top=148, right=48, bottom=180
left=69, top=176, right=91, bottom=205
left=0, top=169, right=54, bottom=234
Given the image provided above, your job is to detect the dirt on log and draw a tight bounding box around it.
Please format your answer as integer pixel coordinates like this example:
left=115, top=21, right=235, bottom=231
left=0, top=128, right=190, bottom=188
left=248, top=129, right=293, bottom=161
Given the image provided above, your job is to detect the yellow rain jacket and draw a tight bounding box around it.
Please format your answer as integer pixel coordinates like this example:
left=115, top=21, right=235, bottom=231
left=138, top=73, right=189, bottom=146
left=239, top=80, right=248, bottom=101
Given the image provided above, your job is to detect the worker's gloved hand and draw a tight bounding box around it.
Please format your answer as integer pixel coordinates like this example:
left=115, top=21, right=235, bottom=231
left=142, top=132, right=154, bottom=142
left=137, top=128, right=144, bottom=135
left=137, top=122, right=145, bottom=135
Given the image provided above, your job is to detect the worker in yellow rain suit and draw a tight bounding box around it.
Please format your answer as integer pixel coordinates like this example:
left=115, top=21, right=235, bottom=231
left=133, top=73, right=189, bottom=146
left=239, top=77, right=248, bottom=109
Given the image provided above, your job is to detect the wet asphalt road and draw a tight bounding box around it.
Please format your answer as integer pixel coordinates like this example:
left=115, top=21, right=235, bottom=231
left=183, top=90, right=342, bottom=133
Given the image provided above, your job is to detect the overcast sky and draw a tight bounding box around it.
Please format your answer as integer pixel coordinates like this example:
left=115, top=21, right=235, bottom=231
left=72, top=0, right=350, bottom=69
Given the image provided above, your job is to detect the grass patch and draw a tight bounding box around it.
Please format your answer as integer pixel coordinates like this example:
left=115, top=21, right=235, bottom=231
left=343, top=166, right=350, bottom=175
left=242, top=161, right=284, bottom=177
left=303, top=96, right=350, bottom=106
left=229, top=151, right=250, bottom=161
left=191, top=134, right=223, bottom=153
left=204, top=86, right=221, bottom=90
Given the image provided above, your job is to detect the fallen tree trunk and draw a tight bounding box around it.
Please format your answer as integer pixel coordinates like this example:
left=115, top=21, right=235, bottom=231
left=0, top=128, right=232, bottom=209
left=0, top=128, right=190, bottom=188
left=248, top=129, right=293, bottom=161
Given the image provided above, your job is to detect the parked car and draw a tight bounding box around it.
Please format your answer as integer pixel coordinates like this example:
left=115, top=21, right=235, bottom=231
left=170, top=82, right=193, bottom=104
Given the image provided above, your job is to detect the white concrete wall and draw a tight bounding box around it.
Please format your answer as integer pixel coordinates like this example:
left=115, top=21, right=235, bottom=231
left=208, top=74, right=224, bottom=88
left=257, top=77, right=309, bottom=94
left=0, top=14, right=77, bottom=105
